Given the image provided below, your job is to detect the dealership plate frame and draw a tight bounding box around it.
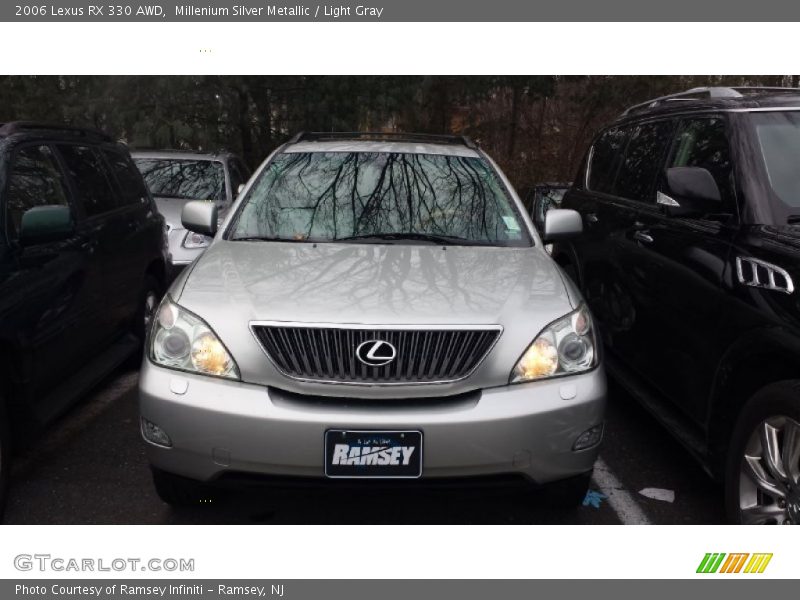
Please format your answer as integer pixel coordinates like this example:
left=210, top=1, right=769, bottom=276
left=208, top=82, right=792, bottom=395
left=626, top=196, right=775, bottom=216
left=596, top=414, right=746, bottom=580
left=324, top=429, right=424, bottom=479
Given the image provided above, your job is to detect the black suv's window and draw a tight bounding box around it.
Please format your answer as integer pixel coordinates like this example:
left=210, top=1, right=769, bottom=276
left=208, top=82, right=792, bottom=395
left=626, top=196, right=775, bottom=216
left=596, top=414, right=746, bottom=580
left=103, top=147, right=149, bottom=206
left=57, top=144, right=118, bottom=217
left=134, top=158, right=226, bottom=203
left=613, top=120, right=674, bottom=202
left=666, top=117, right=734, bottom=208
left=588, top=127, right=628, bottom=193
left=5, top=145, right=71, bottom=241
left=747, top=111, right=800, bottom=223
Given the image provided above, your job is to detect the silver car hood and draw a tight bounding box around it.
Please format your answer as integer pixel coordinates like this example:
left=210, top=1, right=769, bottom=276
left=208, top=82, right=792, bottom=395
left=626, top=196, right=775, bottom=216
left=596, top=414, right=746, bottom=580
left=173, top=240, right=577, bottom=396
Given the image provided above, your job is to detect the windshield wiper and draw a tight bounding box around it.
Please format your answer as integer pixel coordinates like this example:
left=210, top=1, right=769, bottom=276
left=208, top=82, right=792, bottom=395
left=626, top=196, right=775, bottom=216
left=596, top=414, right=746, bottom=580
left=231, top=235, right=312, bottom=243
left=334, top=232, right=487, bottom=246
left=787, top=215, right=800, bottom=225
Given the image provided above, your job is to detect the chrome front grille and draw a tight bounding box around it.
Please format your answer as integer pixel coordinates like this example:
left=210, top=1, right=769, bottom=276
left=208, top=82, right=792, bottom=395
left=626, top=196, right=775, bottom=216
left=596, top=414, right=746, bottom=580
left=251, top=324, right=502, bottom=384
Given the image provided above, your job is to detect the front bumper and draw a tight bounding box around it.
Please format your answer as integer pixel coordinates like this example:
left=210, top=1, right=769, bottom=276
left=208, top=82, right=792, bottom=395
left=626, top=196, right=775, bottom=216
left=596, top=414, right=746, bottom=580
left=138, top=361, right=606, bottom=485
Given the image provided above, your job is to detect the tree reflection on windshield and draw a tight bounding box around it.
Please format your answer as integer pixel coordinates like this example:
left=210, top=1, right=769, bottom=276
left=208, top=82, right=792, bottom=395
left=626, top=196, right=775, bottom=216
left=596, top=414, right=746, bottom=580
left=135, top=158, right=225, bottom=202
left=230, top=152, right=529, bottom=246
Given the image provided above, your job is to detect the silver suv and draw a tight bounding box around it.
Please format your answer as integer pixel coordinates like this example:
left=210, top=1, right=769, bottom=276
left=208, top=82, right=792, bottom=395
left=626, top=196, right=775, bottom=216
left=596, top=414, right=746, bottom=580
left=132, top=150, right=250, bottom=273
left=138, top=132, right=606, bottom=508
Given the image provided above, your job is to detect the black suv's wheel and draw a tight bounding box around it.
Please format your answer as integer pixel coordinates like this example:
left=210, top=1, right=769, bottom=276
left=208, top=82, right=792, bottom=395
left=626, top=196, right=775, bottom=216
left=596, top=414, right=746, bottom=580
left=725, top=381, right=800, bottom=525
left=151, top=467, right=216, bottom=507
left=133, top=275, right=162, bottom=343
left=542, top=472, right=592, bottom=508
left=0, top=396, right=10, bottom=520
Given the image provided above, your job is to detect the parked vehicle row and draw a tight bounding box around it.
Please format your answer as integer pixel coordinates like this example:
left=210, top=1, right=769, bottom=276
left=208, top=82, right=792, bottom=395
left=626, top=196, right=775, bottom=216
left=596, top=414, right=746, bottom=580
left=4, top=88, right=799, bottom=525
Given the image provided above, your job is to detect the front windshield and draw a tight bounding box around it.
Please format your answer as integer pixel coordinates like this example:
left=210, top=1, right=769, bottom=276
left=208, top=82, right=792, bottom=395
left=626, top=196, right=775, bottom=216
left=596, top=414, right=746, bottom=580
left=750, top=111, right=800, bottom=222
left=228, top=151, right=530, bottom=246
left=134, top=158, right=225, bottom=202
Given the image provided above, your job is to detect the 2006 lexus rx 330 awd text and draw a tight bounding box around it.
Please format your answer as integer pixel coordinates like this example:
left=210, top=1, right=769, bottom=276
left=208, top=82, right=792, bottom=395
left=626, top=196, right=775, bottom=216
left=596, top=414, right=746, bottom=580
left=138, top=132, right=606, bottom=508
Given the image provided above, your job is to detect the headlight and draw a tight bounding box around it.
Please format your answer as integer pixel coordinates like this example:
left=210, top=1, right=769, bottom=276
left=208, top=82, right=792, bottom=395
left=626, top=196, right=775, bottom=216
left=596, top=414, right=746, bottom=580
left=149, top=296, right=239, bottom=379
left=510, top=304, right=597, bottom=383
left=182, top=231, right=212, bottom=249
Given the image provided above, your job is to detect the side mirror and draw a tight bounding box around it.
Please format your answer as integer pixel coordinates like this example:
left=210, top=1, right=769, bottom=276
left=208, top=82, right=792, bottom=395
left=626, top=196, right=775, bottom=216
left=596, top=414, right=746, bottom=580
left=543, top=208, right=583, bottom=243
left=660, top=167, right=722, bottom=216
left=19, top=205, right=74, bottom=245
left=181, top=200, right=218, bottom=237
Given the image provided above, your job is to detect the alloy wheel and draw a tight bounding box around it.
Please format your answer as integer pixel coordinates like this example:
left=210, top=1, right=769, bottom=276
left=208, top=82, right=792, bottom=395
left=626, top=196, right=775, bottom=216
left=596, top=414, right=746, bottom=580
left=739, top=416, right=800, bottom=524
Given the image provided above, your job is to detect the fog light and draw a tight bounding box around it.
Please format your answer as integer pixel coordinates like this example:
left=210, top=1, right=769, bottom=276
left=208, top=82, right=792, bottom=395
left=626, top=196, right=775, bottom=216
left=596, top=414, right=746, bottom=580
left=141, top=417, right=172, bottom=448
left=573, top=423, right=603, bottom=451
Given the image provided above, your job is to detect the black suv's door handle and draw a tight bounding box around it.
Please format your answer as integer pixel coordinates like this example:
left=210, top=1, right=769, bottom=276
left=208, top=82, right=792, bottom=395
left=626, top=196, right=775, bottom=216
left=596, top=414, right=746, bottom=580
left=586, top=212, right=599, bottom=224
left=633, top=230, right=654, bottom=244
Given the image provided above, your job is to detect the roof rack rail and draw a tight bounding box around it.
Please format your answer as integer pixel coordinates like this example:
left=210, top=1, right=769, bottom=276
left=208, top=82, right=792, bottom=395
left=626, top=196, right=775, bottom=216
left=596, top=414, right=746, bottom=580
left=730, top=86, right=800, bottom=94
left=130, top=147, right=228, bottom=155
left=621, top=86, right=800, bottom=117
left=288, top=131, right=478, bottom=150
left=0, top=121, right=112, bottom=141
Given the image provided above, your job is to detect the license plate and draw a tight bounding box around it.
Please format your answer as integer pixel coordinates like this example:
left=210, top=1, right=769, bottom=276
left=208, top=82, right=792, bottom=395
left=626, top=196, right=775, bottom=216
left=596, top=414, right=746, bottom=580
left=324, top=430, right=423, bottom=478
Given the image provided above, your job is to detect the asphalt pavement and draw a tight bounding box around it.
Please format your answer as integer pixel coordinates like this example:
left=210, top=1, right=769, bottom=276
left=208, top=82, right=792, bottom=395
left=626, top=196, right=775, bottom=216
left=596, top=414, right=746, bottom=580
left=3, top=366, right=725, bottom=524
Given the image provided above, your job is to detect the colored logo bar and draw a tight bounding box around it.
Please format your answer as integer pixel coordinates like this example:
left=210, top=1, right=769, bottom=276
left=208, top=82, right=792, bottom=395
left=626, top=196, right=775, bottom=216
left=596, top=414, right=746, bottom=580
left=697, top=553, right=772, bottom=574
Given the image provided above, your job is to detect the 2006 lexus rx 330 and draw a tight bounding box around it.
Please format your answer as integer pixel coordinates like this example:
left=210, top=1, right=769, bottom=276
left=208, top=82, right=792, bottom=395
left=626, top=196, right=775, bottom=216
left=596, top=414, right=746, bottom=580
left=138, top=132, right=606, bottom=507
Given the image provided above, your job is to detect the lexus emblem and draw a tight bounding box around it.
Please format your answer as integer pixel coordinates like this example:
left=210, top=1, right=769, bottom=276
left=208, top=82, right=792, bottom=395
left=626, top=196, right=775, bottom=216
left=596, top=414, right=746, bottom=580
left=355, top=340, right=397, bottom=367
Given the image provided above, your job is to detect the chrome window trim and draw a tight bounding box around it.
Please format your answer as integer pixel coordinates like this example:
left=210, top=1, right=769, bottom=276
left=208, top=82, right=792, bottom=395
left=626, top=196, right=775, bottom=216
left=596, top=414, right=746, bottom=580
left=584, top=145, right=594, bottom=189
left=248, top=320, right=504, bottom=387
left=729, top=107, right=800, bottom=113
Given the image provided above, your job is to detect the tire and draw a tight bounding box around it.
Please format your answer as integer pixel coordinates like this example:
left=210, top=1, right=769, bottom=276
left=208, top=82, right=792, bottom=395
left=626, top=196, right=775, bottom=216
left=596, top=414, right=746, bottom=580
left=132, top=275, right=162, bottom=344
left=151, top=467, right=216, bottom=507
left=725, top=380, right=800, bottom=525
left=0, top=396, right=10, bottom=521
left=541, top=472, right=592, bottom=508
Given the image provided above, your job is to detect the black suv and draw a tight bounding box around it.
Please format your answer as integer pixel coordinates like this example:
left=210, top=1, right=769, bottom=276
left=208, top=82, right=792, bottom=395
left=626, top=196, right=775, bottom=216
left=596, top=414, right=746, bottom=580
left=552, top=87, right=800, bottom=524
left=0, top=122, right=168, bottom=516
